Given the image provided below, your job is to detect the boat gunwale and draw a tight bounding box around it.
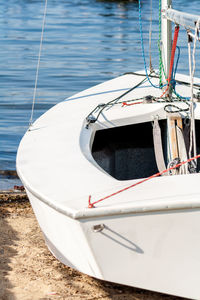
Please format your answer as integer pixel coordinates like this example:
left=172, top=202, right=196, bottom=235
left=16, top=164, right=200, bottom=220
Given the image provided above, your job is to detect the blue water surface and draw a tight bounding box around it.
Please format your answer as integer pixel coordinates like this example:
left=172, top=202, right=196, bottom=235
left=0, top=0, right=200, bottom=188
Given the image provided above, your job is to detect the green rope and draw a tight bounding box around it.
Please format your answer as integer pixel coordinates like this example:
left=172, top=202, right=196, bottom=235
left=158, top=0, right=168, bottom=85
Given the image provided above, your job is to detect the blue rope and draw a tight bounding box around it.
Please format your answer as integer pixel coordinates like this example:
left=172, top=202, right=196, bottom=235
left=172, top=46, right=190, bottom=100
left=173, top=85, right=190, bottom=100
left=138, top=0, right=160, bottom=89
left=173, top=46, right=180, bottom=78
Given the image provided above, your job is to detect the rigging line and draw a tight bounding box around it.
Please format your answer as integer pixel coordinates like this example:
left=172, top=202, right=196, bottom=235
left=29, top=0, right=48, bottom=127
left=189, top=18, right=200, bottom=167
left=124, top=72, right=200, bottom=89
left=173, top=46, right=180, bottom=78
left=158, top=0, right=162, bottom=86
left=86, top=76, right=148, bottom=125
left=88, top=153, right=200, bottom=208
left=149, top=0, right=153, bottom=72
left=171, top=46, right=190, bottom=100
left=168, top=25, right=180, bottom=89
left=160, top=25, right=180, bottom=99
left=138, top=0, right=160, bottom=89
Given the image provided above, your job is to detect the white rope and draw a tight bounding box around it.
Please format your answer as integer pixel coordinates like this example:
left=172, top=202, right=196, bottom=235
left=29, top=0, right=48, bottom=127
left=188, top=18, right=200, bottom=169
left=187, top=31, right=200, bottom=42
left=188, top=31, right=193, bottom=159
left=187, top=32, right=192, bottom=80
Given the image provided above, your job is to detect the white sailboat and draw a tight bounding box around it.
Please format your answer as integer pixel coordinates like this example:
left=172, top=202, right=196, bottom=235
left=17, top=0, right=200, bottom=298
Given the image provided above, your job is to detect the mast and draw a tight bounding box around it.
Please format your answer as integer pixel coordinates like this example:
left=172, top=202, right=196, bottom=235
left=161, top=0, right=172, bottom=96
left=162, top=3, right=200, bottom=171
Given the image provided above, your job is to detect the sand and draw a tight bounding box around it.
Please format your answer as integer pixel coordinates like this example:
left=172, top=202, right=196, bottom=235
left=0, top=193, right=182, bottom=300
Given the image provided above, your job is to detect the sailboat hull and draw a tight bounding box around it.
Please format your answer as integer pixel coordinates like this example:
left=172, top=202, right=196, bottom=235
left=17, top=72, right=200, bottom=299
left=26, top=187, right=200, bottom=299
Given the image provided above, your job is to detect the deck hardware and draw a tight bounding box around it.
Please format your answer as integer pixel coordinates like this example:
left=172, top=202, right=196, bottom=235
left=85, top=115, right=96, bottom=129
left=144, top=95, right=155, bottom=103
left=195, top=90, right=200, bottom=100
left=92, top=224, right=105, bottom=232
left=85, top=103, right=106, bottom=128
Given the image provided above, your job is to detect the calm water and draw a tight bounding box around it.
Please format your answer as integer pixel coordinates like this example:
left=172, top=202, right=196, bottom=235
left=0, top=0, right=200, bottom=188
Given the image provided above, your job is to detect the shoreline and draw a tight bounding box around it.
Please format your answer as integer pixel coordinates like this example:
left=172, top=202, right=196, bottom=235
left=0, top=171, right=22, bottom=191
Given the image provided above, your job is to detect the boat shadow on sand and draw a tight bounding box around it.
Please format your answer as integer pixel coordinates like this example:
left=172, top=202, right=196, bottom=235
left=0, top=200, right=18, bottom=300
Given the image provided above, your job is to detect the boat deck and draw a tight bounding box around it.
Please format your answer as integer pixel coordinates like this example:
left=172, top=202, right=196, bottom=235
left=17, top=72, right=200, bottom=219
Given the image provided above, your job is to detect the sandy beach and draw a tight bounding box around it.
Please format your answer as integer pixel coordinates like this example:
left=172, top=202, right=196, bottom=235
left=0, top=192, right=182, bottom=300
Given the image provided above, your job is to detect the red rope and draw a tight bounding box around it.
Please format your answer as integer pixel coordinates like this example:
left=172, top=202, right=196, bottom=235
left=168, top=25, right=179, bottom=85
left=160, top=25, right=180, bottom=98
left=122, top=101, right=143, bottom=107
left=88, top=154, right=200, bottom=208
left=160, top=85, right=169, bottom=98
